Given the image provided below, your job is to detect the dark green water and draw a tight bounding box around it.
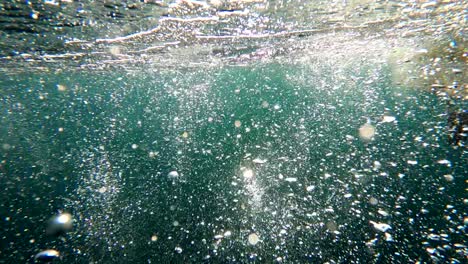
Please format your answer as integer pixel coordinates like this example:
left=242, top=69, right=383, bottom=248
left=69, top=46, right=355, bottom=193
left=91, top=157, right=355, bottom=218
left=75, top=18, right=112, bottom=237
left=1, top=62, right=466, bottom=263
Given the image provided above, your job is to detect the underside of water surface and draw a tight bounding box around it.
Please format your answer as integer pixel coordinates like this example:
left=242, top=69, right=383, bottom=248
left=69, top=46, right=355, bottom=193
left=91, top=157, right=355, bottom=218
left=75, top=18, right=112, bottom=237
left=0, top=0, right=467, bottom=263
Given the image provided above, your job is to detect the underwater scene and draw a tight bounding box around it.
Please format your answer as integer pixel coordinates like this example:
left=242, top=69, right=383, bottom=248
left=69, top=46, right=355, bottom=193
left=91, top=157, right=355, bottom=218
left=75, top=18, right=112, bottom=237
left=0, top=0, right=466, bottom=263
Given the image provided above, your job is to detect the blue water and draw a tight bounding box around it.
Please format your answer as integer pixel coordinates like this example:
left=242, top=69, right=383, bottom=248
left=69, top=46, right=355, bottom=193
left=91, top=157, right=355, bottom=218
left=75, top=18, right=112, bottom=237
left=0, top=62, right=466, bottom=263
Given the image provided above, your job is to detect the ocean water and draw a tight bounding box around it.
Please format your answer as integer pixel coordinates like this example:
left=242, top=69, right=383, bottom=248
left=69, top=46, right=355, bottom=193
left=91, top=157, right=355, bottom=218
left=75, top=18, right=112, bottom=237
left=1, top=0, right=467, bottom=263
left=1, top=60, right=466, bottom=263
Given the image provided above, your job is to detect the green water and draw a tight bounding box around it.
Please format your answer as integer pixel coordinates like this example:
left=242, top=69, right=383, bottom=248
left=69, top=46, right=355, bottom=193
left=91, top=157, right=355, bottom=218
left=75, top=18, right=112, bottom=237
left=1, top=62, right=466, bottom=263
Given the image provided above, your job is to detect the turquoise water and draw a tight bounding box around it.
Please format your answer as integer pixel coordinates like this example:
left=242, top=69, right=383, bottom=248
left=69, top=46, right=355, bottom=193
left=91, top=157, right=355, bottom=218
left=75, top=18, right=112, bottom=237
left=1, top=62, right=466, bottom=263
